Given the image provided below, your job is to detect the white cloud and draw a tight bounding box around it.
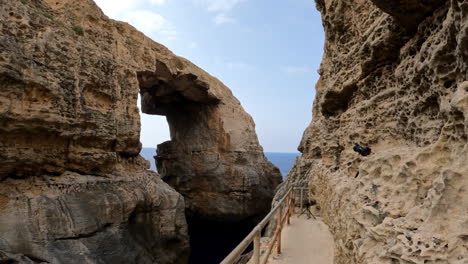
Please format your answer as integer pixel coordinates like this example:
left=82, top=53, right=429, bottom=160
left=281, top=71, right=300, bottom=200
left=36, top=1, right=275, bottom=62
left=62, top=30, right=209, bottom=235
left=121, top=10, right=177, bottom=43
left=197, top=0, right=246, bottom=12
left=194, top=0, right=246, bottom=25
left=150, top=0, right=168, bottom=5
left=94, top=0, right=139, bottom=19
left=94, top=0, right=176, bottom=43
left=95, top=0, right=169, bottom=17
left=282, top=66, right=312, bottom=74
left=213, top=13, right=236, bottom=25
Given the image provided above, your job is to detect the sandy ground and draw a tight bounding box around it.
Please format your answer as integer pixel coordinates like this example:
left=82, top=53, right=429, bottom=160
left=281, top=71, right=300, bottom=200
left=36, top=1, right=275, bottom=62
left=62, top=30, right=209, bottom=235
left=267, top=215, right=335, bottom=264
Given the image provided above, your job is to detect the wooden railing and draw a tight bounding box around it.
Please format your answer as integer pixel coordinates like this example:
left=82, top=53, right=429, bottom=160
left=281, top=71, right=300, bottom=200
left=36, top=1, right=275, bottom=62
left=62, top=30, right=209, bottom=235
left=220, top=187, right=296, bottom=264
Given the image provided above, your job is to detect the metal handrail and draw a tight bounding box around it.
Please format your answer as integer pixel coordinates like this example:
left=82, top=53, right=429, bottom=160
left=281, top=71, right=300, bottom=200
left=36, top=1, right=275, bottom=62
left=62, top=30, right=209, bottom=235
left=220, top=187, right=295, bottom=264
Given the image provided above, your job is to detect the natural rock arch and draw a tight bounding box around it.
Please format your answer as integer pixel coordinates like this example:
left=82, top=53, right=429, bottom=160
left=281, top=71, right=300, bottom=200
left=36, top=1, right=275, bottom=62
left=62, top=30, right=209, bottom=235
left=138, top=60, right=282, bottom=222
left=138, top=60, right=283, bottom=263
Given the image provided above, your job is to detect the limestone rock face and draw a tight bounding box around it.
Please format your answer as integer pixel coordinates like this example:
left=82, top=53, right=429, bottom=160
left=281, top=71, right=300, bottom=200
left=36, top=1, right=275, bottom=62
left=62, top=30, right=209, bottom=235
left=0, top=173, right=188, bottom=264
left=0, top=0, right=280, bottom=262
left=284, top=0, right=467, bottom=263
left=0, top=0, right=190, bottom=262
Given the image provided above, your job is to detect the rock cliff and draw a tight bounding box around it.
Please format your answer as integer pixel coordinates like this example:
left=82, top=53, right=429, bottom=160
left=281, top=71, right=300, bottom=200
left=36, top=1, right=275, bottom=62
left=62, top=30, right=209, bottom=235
left=284, top=0, right=467, bottom=263
left=0, top=0, right=281, bottom=263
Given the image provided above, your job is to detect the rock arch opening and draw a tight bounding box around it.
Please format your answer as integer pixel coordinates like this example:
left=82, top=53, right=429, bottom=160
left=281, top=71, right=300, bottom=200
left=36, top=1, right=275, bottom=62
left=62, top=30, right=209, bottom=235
left=137, top=61, right=258, bottom=263
left=137, top=60, right=221, bottom=193
left=138, top=107, right=170, bottom=172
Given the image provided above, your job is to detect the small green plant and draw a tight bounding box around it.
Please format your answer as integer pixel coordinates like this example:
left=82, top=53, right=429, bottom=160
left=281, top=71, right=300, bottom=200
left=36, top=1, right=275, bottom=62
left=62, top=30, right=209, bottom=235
left=43, top=12, right=54, bottom=20
left=21, top=0, right=27, bottom=4
left=71, top=25, right=84, bottom=36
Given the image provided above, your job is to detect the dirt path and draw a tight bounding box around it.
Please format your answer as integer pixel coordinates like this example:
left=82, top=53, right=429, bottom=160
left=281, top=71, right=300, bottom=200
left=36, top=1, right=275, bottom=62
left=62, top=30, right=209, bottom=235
left=267, top=215, right=335, bottom=264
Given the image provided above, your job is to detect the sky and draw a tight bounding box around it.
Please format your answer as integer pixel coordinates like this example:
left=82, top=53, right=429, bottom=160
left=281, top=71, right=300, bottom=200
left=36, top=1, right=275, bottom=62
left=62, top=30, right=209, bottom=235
left=94, top=0, right=325, bottom=153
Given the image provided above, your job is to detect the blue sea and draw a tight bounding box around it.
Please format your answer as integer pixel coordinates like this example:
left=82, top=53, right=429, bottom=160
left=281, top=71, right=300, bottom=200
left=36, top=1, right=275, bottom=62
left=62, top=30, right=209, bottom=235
left=140, top=148, right=300, bottom=179
left=264, top=152, right=301, bottom=178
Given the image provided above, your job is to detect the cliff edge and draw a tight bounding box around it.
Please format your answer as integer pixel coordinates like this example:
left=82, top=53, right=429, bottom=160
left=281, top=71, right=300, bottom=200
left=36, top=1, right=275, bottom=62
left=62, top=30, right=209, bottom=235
left=0, top=0, right=282, bottom=263
left=283, top=0, right=467, bottom=263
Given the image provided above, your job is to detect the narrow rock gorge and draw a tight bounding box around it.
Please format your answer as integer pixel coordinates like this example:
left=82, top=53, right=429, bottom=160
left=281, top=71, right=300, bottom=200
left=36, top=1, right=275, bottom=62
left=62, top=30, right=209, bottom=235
left=0, top=0, right=282, bottom=263
left=283, top=0, right=467, bottom=263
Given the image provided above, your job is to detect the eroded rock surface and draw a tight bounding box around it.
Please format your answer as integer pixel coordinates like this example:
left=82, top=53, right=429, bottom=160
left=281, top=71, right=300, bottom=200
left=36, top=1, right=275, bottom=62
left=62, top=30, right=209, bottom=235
left=283, top=0, right=467, bottom=263
left=0, top=0, right=281, bottom=263
left=0, top=173, right=188, bottom=264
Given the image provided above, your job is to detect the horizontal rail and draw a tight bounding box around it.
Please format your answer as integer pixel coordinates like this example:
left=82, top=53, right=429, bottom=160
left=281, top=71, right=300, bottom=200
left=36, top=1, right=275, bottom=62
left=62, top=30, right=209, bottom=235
left=220, top=187, right=293, bottom=264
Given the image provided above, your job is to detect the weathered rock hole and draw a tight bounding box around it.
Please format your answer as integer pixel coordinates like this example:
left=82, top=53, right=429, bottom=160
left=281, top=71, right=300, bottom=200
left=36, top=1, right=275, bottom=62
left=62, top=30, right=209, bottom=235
left=414, top=95, right=440, bottom=117
left=321, top=84, right=358, bottom=117
left=443, top=80, right=454, bottom=89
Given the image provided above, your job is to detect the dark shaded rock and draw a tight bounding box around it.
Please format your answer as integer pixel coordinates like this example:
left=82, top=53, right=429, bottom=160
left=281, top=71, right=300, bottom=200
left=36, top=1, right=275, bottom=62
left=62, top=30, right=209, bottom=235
left=0, top=173, right=189, bottom=264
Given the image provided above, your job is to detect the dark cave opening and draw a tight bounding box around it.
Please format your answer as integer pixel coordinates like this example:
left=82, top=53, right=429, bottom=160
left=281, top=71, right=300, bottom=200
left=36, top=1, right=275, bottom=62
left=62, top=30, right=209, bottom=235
left=187, top=216, right=256, bottom=264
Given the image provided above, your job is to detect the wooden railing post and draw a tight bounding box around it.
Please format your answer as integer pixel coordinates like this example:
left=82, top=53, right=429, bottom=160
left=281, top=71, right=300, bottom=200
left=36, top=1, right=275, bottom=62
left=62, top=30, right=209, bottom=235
left=253, top=227, right=261, bottom=264
left=291, top=189, right=296, bottom=217
left=287, top=193, right=291, bottom=225
left=276, top=204, right=283, bottom=255
left=300, top=188, right=304, bottom=213
left=292, top=189, right=296, bottom=214
left=290, top=189, right=294, bottom=215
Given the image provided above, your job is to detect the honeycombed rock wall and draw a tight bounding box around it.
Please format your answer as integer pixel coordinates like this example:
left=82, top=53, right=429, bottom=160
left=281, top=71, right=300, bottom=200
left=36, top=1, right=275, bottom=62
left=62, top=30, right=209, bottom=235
left=283, top=0, right=467, bottom=263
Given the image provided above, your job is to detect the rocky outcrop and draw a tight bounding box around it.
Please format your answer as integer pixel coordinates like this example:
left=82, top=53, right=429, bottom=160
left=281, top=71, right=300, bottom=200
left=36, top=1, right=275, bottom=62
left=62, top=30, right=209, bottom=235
left=0, top=0, right=190, bottom=262
left=0, top=173, right=188, bottom=264
left=0, top=0, right=281, bottom=263
left=283, top=0, right=467, bottom=263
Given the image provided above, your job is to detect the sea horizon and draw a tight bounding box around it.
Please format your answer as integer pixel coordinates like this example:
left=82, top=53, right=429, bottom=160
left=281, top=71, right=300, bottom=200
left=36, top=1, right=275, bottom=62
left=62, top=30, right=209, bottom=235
left=141, top=147, right=300, bottom=179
